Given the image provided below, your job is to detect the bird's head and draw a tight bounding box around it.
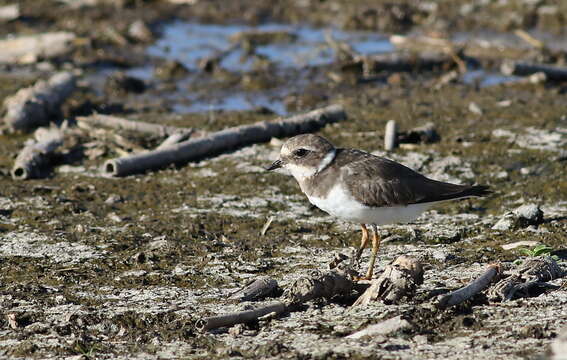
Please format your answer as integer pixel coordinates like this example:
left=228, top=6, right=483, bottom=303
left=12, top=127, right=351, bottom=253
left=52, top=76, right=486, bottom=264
left=266, top=134, right=336, bottom=180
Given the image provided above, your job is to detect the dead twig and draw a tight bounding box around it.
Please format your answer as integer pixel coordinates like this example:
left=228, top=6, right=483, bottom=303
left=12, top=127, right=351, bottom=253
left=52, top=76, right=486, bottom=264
left=195, top=301, right=286, bottom=332
left=104, top=104, right=346, bottom=177
left=501, top=60, right=567, bottom=82
left=229, top=277, right=279, bottom=302
left=437, top=264, right=501, bottom=309
left=260, top=216, right=274, bottom=236
left=197, top=266, right=355, bottom=332
left=77, top=114, right=195, bottom=137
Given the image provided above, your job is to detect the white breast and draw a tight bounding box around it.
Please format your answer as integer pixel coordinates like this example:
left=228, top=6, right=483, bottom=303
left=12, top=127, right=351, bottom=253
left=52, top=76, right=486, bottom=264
left=306, top=183, right=431, bottom=226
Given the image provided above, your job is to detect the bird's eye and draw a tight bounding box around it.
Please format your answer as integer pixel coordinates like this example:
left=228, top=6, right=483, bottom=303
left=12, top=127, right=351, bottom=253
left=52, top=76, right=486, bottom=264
left=293, top=148, right=309, bottom=157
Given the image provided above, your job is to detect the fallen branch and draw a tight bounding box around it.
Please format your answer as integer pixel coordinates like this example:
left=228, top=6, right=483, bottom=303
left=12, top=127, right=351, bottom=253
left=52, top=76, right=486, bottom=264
left=104, top=104, right=346, bottom=176
left=195, top=301, right=286, bottom=332
left=2, top=72, right=76, bottom=132
left=197, top=265, right=355, bottom=332
left=229, top=277, right=279, bottom=302
left=353, top=256, right=424, bottom=306
left=77, top=114, right=195, bottom=137
left=437, top=264, right=501, bottom=309
left=501, top=60, right=567, bottom=82
left=11, top=127, right=65, bottom=180
left=0, top=31, right=76, bottom=64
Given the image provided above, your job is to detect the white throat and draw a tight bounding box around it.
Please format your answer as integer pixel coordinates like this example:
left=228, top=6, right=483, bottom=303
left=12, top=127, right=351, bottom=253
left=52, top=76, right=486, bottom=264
left=285, top=149, right=336, bottom=181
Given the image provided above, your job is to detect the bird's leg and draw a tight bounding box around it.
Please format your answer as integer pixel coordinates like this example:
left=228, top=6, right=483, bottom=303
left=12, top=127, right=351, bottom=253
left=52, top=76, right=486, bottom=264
left=354, top=224, right=369, bottom=264
left=364, top=225, right=382, bottom=280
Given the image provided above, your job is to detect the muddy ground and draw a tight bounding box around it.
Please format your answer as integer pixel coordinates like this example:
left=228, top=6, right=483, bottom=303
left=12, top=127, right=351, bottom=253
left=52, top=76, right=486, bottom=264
left=0, top=0, right=566, bottom=359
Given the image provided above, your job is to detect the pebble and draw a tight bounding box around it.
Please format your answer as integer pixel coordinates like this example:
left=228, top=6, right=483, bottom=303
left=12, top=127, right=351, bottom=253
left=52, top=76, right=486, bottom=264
left=492, top=204, right=544, bottom=231
left=513, top=204, right=544, bottom=223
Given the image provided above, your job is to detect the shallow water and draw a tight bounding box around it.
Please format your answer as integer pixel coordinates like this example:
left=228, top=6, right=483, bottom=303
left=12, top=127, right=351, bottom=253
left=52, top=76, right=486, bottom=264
left=124, top=21, right=542, bottom=115
left=123, top=21, right=393, bottom=115
left=147, top=21, right=393, bottom=72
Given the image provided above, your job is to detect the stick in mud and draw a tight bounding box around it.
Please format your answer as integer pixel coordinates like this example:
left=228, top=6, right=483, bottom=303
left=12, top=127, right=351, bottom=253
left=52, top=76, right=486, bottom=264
left=229, top=277, right=279, bottom=302
left=2, top=72, right=76, bottom=132
left=104, top=104, right=346, bottom=177
left=437, top=264, right=501, bottom=309
left=197, top=266, right=355, bottom=332
left=77, top=114, right=195, bottom=137
left=11, top=127, right=65, bottom=180
left=196, top=302, right=286, bottom=332
left=501, top=60, right=567, bottom=82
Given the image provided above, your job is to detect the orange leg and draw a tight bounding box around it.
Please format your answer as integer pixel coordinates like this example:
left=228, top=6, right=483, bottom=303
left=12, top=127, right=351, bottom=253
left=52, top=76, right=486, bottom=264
left=364, top=225, right=382, bottom=280
left=354, top=224, right=369, bottom=262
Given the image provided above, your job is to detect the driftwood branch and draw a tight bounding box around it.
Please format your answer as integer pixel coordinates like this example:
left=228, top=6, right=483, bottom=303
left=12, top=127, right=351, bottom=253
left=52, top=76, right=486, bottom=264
left=2, top=72, right=76, bottom=132
left=437, top=264, right=501, bottom=309
left=11, top=127, right=65, bottom=180
left=501, top=61, right=567, bottom=82
left=104, top=104, right=346, bottom=176
left=197, top=266, right=355, bottom=332
left=195, top=301, right=286, bottom=332
left=0, top=31, right=76, bottom=64
left=77, top=114, right=195, bottom=137
left=228, top=277, right=279, bottom=302
left=353, top=256, right=424, bottom=306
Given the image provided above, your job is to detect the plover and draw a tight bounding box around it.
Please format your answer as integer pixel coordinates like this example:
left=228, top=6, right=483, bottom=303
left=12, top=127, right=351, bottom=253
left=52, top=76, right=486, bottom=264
left=267, top=134, right=490, bottom=279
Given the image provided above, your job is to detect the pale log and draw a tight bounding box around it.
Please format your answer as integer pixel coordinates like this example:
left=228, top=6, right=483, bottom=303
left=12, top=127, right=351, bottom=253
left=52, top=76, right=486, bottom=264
left=229, top=277, right=279, bottom=302
left=437, top=264, right=500, bottom=309
left=2, top=72, right=76, bottom=132
left=77, top=114, right=195, bottom=137
left=0, top=32, right=75, bottom=64
left=501, top=61, right=567, bottom=82
left=195, top=302, right=286, bottom=332
left=103, top=104, right=346, bottom=176
left=11, top=127, right=64, bottom=180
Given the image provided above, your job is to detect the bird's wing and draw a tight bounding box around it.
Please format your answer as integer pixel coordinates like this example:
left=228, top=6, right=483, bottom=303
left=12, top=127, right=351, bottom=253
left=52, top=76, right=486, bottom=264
left=338, top=150, right=485, bottom=207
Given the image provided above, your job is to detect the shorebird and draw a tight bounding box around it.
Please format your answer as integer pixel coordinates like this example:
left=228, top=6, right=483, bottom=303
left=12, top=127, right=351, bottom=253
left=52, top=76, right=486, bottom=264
left=267, top=134, right=490, bottom=279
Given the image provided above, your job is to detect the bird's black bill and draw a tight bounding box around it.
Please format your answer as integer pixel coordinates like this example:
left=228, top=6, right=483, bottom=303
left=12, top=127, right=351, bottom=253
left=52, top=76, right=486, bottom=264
left=266, top=159, right=283, bottom=171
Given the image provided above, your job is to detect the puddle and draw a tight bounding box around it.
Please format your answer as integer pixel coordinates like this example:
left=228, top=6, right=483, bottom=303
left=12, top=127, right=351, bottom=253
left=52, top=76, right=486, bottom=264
left=147, top=21, right=393, bottom=72
left=120, top=21, right=392, bottom=115
left=172, top=91, right=288, bottom=115
left=461, top=69, right=519, bottom=87
left=119, top=22, right=546, bottom=115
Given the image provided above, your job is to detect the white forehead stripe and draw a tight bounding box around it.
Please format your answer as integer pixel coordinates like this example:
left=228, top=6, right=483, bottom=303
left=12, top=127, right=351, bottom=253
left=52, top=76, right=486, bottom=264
left=317, top=149, right=336, bottom=173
